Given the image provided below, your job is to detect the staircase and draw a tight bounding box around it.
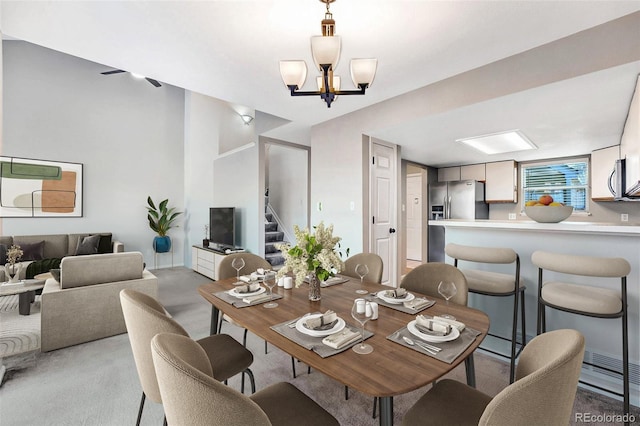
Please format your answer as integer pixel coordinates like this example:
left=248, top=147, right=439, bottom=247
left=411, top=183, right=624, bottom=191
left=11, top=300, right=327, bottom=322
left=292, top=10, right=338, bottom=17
left=265, top=212, right=285, bottom=267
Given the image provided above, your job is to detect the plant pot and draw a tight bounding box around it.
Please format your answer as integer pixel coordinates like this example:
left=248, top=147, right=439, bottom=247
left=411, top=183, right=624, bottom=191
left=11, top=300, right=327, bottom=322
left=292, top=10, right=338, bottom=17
left=153, top=236, right=172, bottom=253
left=4, top=263, right=22, bottom=283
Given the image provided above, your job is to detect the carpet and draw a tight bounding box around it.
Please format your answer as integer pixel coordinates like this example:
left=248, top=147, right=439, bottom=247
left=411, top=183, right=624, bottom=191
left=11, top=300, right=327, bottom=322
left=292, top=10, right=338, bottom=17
left=0, top=294, right=41, bottom=361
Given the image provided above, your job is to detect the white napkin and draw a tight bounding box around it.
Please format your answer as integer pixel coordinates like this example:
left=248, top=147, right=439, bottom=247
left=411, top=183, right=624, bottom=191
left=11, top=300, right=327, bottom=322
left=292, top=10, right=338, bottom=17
left=385, top=288, right=407, bottom=299
left=404, top=297, right=433, bottom=310
left=242, top=293, right=271, bottom=304
left=239, top=275, right=252, bottom=283
left=305, top=310, right=337, bottom=330
left=416, top=315, right=452, bottom=335
left=235, top=283, right=261, bottom=294
left=322, top=329, right=361, bottom=349
left=432, top=316, right=466, bottom=332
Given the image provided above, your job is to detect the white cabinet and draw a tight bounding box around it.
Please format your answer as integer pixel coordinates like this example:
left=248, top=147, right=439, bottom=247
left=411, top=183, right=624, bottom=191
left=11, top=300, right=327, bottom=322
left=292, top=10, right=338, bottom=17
left=438, top=167, right=461, bottom=182
left=485, top=160, right=517, bottom=203
left=192, top=246, right=225, bottom=280
left=591, top=145, right=619, bottom=201
left=460, top=164, right=486, bottom=181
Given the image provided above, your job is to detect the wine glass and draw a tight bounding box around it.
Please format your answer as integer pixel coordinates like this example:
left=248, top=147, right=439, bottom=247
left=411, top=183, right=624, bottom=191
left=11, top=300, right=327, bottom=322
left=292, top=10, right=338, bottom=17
left=351, top=299, right=373, bottom=354
left=263, top=271, right=278, bottom=309
left=437, top=281, right=457, bottom=320
left=231, top=257, right=245, bottom=285
left=354, top=264, right=369, bottom=295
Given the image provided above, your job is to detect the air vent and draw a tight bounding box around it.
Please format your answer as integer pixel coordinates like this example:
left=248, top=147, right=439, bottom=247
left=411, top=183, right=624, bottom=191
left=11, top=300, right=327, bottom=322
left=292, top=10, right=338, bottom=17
left=584, top=350, right=640, bottom=387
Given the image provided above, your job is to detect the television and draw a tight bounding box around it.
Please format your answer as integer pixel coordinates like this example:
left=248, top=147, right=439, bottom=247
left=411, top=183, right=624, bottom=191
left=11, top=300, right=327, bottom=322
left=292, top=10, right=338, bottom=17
left=209, top=207, right=235, bottom=250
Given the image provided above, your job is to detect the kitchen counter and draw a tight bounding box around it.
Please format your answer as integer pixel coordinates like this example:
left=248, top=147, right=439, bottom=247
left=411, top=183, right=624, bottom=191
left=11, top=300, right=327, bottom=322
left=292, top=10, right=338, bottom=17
left=428, top=219, right=640, bottom=235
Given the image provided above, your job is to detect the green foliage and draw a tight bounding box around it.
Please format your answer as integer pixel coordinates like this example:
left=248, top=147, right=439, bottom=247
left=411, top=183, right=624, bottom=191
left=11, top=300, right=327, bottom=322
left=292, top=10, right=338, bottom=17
left=147, top=196, right=182, bottom=236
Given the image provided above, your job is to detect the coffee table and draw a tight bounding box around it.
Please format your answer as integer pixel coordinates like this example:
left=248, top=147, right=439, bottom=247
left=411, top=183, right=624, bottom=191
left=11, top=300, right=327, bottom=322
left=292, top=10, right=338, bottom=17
left=0, top=279, right=46, bottom=315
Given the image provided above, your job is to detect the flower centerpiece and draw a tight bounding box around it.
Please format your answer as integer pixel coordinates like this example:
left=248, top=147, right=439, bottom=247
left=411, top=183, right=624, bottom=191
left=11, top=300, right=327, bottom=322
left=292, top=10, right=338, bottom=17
left=276, top=222, right=347, bottom=301
left=4, top=244, right=24, bottom=283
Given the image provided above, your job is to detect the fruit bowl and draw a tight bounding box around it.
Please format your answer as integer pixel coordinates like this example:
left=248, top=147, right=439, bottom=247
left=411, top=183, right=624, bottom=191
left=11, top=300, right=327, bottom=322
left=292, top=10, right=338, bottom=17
left=525, top=205, right=573, bottom=223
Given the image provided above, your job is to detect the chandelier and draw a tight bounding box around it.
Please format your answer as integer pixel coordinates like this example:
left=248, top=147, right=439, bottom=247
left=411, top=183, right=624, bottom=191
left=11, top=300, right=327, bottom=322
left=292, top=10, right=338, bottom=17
left=279, top=0, right=377, bottom=108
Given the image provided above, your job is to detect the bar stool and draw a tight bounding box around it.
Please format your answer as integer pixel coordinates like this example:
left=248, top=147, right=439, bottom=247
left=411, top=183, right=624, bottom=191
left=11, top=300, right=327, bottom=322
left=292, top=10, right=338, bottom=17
left=532, top=250, right=630, bottom=420
left=445, top=243, right=525, bottom=383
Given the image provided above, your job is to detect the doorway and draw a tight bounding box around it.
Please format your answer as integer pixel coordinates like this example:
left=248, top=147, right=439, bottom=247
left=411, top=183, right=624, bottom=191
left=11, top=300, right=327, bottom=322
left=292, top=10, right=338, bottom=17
left=404, top=163, right=428, bottom=275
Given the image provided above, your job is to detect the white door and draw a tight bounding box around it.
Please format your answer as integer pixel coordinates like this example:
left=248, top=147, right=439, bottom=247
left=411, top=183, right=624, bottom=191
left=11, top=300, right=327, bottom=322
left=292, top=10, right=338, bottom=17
left=370, top=141, right=398, bottom=287
left=406, top=174, right=422, bottom=260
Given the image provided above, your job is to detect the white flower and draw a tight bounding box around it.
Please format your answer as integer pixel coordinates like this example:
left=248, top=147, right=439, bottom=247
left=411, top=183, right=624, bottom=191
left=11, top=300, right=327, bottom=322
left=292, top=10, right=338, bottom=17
left=6, top=245, right=23, bottom=265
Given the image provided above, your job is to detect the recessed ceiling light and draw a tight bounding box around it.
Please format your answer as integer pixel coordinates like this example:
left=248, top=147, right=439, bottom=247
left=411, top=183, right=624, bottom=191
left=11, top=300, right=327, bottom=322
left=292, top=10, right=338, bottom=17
left=456, top=130, right=537, bottom=155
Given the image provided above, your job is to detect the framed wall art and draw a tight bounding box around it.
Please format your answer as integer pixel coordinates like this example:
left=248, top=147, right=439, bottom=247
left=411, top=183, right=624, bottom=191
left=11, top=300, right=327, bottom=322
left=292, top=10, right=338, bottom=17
left=0, top=156, right=83, bottom=217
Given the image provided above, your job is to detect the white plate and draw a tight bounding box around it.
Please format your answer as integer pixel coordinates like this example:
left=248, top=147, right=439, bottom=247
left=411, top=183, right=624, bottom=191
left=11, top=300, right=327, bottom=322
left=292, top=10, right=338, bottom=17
left=228, top=286, right=266, bottom=298
left=377, top=290, right=415, bottom=304
left=296, top=314, right=346, bottom=337
left=407, top=320, right=460, bottom=342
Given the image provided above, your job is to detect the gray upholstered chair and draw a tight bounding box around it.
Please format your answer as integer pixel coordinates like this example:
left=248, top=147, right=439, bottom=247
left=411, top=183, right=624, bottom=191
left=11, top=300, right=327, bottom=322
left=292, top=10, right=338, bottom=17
left=343, top=252, right=384, bottom=283
left=532, top=250, right=631, bottom=418
left=400, top=262, right=468, bottom=305
left=445, top=243, right=525, bottom=383
left=120, top=289, right=255, bottom=426
left=217, top=253, right=272, bottom=355
left=151, top=332, right=340, bottom=426
left=401, top=329, right=585, bottom=426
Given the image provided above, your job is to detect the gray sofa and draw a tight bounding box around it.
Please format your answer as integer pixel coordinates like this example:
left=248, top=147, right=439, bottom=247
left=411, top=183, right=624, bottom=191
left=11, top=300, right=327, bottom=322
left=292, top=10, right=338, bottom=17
left=41, top=251, right=157, bottom=352
left=0, top=232, right=124, bottom=281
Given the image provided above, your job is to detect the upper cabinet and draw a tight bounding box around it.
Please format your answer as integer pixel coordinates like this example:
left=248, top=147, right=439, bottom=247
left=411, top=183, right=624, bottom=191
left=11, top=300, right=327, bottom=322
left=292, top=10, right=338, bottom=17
left=460, top=164, right=486, bottom=181
left=485, top=160, right=517, bottom=203
left=591, top=145, right=619, bottom=201
left=438, top=166, right=461, bottom=182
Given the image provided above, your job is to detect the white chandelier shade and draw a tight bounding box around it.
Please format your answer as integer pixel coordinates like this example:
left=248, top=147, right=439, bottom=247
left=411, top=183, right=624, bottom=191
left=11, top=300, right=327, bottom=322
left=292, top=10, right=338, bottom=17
left=316, top=75, right=341, bottom=92
left=279, top=60, right=308, bottom=89
left=310, top=35, right=341, bottom=71
left=350, top=58, right=377, bottom=88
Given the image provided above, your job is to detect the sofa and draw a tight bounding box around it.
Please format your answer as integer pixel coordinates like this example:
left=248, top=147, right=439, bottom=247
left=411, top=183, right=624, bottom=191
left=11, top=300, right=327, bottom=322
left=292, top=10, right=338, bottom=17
left=40, top=251, right=157, bottom=352
left=0, top=232, right=124, bottom=281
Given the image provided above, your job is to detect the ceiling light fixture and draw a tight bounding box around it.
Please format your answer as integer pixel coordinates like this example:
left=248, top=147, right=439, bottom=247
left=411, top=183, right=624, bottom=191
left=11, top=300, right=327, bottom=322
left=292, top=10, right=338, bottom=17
left=240, top=114, right=254, bottom=125
left=456, top=130, right=537, bottom=155
left=279, top=0, right=377, bottom=108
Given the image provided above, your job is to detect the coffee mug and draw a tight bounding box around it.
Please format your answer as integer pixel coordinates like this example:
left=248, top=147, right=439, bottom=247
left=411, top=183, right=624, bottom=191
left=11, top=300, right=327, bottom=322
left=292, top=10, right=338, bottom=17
left=283, top=276, right=293, bottom=289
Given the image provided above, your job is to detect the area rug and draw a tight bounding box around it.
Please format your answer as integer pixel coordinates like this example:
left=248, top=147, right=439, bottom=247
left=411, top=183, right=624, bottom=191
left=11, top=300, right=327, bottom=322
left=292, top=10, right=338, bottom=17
left=0, top=294, right=41, bottom=362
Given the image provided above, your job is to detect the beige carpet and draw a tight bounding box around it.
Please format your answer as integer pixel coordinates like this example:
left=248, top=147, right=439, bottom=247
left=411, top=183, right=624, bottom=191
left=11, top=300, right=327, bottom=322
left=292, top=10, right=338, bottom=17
left=0, top=294, right=41, bottom=359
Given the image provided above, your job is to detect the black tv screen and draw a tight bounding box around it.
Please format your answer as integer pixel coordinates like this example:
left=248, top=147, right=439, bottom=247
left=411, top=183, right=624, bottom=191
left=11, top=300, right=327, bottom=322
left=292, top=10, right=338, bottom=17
left=209, top=207, right=235, bottom=249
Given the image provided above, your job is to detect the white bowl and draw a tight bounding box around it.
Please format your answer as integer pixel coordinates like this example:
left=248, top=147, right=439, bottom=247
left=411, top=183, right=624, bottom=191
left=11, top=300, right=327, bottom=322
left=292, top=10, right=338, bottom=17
left=525, top=205, right=573, bottom=223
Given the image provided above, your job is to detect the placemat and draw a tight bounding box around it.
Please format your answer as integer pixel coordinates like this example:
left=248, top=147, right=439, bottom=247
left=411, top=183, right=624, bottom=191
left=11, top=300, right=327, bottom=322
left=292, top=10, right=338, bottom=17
left=387, top=325, right=481, bottom=364
left=212, top=290, right=283, bottom=308
left=320, top=276, right=350, bottom=287
left=271, top=316, right=374, bottom=358
left=365, top=293, right=435, bottom=314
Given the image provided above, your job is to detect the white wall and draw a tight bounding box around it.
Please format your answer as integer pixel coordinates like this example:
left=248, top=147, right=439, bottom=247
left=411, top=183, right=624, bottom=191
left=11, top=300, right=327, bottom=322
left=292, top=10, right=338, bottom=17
left=2, top=41, right=185, bottom=268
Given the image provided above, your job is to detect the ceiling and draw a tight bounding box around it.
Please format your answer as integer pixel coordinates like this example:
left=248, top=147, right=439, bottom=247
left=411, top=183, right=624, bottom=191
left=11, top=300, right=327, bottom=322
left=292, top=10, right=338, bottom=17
left=2, top=1, right=640, bottom=167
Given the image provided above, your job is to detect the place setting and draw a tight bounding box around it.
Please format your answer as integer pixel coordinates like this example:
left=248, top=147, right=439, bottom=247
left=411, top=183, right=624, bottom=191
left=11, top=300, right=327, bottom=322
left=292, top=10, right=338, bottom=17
left=367, top=287, right=435, bottom=314
left=271, top=304, right=374, bottom=358
left=213, top=271, right=283, bottom=307
left=387, top=313, right=481, bottom=363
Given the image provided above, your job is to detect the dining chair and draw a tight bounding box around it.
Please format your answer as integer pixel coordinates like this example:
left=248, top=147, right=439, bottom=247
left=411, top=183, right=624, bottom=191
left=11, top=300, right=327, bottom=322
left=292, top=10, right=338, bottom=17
left=401, top=328, right=585, bottom=426
left=342, top=252, right=384, bottom=283
left=445, top=242, right=525, bottom=383
left=217, top=253, right=272, bottom=350
left=532, top=250, right=631, bottom=419
left=151, top=332, right=340, bottom=426
left=120, top=289, right=255, bottom=426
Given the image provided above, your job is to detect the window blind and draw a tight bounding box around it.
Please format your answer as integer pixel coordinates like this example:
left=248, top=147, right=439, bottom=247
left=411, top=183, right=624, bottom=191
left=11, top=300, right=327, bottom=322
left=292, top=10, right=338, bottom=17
left=521, top=159, right=589, bottom=212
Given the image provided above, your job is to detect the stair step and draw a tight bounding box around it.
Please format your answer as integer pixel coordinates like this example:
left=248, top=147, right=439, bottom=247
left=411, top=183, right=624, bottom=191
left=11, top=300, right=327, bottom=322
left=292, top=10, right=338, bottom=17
left=265, top=252, right=285, bottom=266
left=265, top=242, right=285, bottom=254
left=266, top=231, right=284, bottom=243
left=265, top=222, right=278, bottom=232
left=265, top=213, right=273, bottom=222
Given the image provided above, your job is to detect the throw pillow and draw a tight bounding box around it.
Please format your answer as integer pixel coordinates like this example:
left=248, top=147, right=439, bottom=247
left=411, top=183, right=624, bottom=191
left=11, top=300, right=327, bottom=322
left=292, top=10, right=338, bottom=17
left=0, top=243, right=7, bottom=265
left=50, top=268, right=61, bottom=282
left=75, top=234, right=101, bottom=256
left=15, top=240, right=45, bottom=261
left=97, top=234, right=113, bottom=254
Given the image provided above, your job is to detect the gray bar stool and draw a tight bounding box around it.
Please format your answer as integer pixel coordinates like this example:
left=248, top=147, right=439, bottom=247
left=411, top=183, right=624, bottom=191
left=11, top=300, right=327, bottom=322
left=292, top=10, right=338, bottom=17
left=532, top=250, right=630, bottom=422
left=445, top=243, right=525, bottom=383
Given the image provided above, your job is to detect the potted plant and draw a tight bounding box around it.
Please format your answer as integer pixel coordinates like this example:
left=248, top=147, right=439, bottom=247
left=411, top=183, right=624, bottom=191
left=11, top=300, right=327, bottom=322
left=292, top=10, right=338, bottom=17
left=147, top=196, right=182, bottom=253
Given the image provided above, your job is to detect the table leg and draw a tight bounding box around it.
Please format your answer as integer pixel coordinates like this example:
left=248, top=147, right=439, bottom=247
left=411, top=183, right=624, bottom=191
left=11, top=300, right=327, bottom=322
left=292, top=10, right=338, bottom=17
left=210, top=306, right=220, bottom=335
left=379, top=396, right=393, bottom=426
left=18, top=291, right=33, bottom=315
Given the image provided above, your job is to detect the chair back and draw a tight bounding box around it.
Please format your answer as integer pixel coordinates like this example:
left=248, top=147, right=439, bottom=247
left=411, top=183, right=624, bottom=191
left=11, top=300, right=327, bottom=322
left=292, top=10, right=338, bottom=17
left=343, top=253, right=384, bottom=283
left=120, top=289, right=189, bottom=403
left=151, top=333, right=270, bottom=426
left=479, top=329, right=585, bottom=426
left=400, top=262, right=468, bottom=305
left=218, top=253, right=271, bottom=280
left=531, top=251, right=630, bottom=278
left=445, top=243, right=517, bottom=265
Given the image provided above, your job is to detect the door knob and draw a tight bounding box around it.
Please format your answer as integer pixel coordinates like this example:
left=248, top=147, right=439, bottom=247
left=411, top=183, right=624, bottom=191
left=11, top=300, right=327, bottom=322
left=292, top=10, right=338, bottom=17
left=389, top=228, right=396, bottom=234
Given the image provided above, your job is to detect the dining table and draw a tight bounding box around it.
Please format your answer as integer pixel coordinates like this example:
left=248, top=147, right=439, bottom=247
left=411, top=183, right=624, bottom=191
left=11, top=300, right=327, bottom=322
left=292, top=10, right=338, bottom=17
left=198, top=276, right=490, bottom=426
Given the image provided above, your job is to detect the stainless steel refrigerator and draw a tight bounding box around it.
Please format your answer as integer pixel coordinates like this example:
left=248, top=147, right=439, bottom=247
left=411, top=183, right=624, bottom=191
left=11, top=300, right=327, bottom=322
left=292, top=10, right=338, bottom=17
left=428, top=180, right=488, bottom=262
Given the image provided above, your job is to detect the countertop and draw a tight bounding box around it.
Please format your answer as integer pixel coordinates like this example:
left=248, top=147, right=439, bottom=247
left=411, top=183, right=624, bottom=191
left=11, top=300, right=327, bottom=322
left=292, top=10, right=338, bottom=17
left=428, top=219, right=640, bottom=235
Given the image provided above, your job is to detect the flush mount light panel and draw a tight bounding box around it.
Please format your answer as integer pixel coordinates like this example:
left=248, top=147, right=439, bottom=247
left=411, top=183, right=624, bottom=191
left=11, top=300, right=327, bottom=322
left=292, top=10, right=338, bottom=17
left=456, top=130, right=537, bottom=155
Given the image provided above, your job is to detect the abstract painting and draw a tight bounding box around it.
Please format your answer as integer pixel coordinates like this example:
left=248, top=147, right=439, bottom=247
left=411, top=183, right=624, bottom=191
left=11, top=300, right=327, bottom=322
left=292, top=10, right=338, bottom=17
left=0, top=157, right=83, bottom=217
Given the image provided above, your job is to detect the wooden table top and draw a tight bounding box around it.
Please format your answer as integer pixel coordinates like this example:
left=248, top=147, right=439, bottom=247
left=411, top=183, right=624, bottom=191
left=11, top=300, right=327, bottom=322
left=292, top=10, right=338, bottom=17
left=198, top=277, right=489, bottom=398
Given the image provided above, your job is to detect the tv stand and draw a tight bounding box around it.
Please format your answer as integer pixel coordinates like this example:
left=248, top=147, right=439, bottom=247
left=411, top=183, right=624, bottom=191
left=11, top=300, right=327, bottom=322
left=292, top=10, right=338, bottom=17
left=191, top=245, right=245, bottom=280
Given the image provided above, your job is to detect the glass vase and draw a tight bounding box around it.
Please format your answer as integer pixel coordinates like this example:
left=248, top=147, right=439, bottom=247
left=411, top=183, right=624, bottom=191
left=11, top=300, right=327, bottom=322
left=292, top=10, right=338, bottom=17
left=308, top=272, right=321, bottom=301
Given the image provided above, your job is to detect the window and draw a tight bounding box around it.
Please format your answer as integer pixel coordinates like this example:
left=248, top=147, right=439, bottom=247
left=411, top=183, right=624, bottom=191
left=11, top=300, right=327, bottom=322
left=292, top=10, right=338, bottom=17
left=521, top=158, right=589, bottom=212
